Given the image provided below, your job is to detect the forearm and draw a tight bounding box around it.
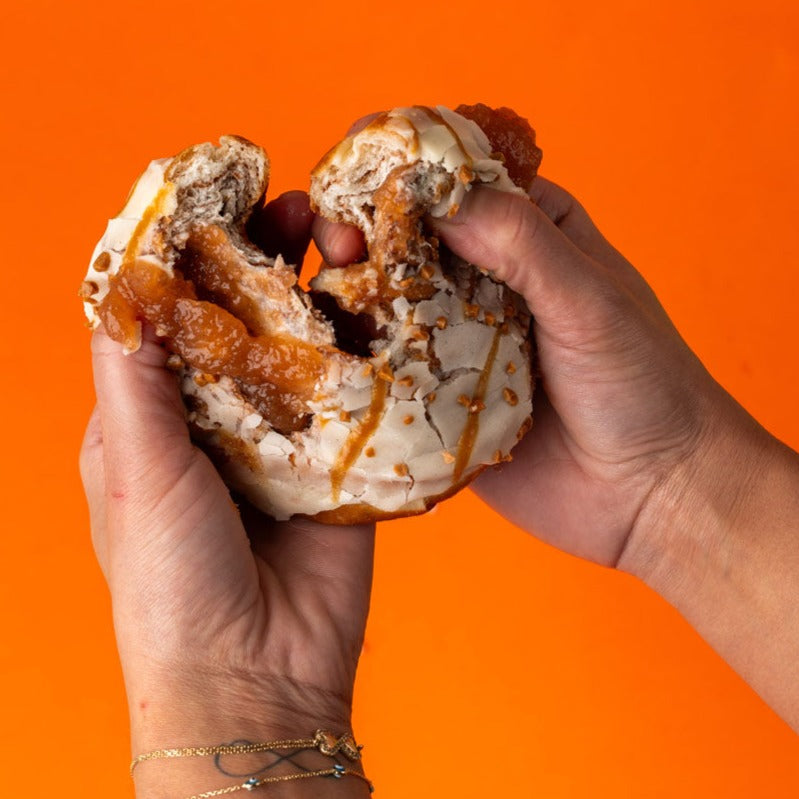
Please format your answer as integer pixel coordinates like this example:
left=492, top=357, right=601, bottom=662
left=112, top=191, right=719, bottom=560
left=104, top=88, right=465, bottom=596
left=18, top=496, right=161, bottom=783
left=621, top=394, right=799, bottom=731
left=126, top=670, right=371, bottom=799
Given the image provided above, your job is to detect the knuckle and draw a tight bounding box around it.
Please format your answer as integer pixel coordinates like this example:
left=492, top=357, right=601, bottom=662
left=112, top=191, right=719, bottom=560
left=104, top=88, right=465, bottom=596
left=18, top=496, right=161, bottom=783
left=490, top=195, right=542, bottom=288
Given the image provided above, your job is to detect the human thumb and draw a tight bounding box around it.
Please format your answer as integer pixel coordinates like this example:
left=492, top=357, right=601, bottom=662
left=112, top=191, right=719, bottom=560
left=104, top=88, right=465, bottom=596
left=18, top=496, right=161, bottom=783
left=430, top=187, right=605, bottom=331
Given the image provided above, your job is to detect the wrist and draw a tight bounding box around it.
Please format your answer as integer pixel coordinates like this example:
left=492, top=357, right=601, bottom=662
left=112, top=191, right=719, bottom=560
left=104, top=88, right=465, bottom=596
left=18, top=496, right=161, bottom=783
left=125, top=663, right=354, bottom=750
left=124, top=664, right=366, bottom=798
left=618, top=391, right=799, bottom=729
left=617, top=392, right=774, bottom=594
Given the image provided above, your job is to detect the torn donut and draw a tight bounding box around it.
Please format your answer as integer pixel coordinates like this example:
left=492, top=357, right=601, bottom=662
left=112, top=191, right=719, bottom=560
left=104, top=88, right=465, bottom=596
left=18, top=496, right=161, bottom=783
left=81, top=106, right=540, bottom=522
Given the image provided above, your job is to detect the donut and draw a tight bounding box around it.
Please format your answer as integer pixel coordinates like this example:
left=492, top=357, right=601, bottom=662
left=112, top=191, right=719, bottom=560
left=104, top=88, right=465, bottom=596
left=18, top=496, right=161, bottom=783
left=80, top=106, right=541, bottom=522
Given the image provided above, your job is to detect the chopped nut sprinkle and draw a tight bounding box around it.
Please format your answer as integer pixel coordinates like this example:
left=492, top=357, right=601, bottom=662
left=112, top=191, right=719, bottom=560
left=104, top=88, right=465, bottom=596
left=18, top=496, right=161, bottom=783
left=377, top=366, right=394, bottom=382
left=435, top=316, right=448, bottom=330
left=464, top=303, right=479, bottom=318
left=426, top=391, right=437, bottom=403
left=517, top=417, right=533, bottom=440
left=93, top=252, right=111, bottom=272
left=165, top=354, right=184, bottom=372
left=339, top=410, right=351, bottom=422
left=78, top=280, right=99, bottom=298
left=420, top=263, right=435, bottom=280
left=457, top=394, right=471, bottom=407
left=503, top=387, right=519, bottom=406
left=397, top=375, right=415, bottom=387
left=362, top=363, right=374, bottom=376
left=492, top=449, right=503, bottom=464
left=194, top=373, right=218, bottom=386
left=399, top=277, right=414, bottom=288
left=441, top=451, right=455, bottom=464
left=403, top=415, right=414, bottom=425
left=393, top=463, right=410, bottom=477
left=364, top=446, right=376, bottom=458
left=506, top=361, right=517, bottom=375
left=484, top=311, right=496, bottom=326
left=411, top=328, right=430, bottom=341
left=469, top=399, right=486, bottom=414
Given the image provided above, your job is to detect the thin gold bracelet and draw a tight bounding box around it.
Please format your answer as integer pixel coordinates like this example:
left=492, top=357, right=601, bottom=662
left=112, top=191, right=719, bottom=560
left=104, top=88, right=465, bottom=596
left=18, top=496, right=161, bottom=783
left=130, top=730, right=362, bottom=775
left=187, top=765, right=374, bottom=798
left=131, top=730, right=372, bottom=794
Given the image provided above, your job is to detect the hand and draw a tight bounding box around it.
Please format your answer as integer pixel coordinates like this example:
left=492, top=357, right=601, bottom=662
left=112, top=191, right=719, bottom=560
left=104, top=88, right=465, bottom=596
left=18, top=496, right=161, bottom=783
left=315, top=176, right=732, bottom=566
left=314, top=174, right=799, bottom=731
left=430, top=179, right=799, bottom=731
left=80, top=191, right=374, bottom=796
left=425, top=179, right=759, bottom=566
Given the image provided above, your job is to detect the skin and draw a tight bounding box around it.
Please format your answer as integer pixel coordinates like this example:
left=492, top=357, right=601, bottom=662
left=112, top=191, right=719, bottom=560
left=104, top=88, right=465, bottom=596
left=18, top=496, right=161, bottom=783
left=81, top=167, right=799, bottom=797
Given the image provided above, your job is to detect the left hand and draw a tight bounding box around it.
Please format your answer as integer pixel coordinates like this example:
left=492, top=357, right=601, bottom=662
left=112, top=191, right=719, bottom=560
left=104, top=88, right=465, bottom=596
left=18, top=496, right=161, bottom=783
left=80, top=192, right=375, bottom=782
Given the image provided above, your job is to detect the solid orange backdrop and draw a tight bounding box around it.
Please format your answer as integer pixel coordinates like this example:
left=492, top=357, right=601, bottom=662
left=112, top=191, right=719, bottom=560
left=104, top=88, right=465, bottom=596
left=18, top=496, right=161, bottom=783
left=0, top=0, right=797, bottom=796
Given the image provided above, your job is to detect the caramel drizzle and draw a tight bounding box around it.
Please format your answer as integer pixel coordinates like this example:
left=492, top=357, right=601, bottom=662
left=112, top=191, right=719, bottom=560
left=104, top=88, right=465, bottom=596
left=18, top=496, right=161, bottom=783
left=123, top=183, right=173, bottom=267
left=330, top=376, right=389, bottom=503
left=453, top=326, right=503, bottom=483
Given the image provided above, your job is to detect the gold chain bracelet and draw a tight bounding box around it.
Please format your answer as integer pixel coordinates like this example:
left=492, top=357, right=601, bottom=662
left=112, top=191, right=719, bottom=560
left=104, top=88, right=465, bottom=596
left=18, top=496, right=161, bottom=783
left=130, top=730, right=362, bottom=775
left=130, top=730, right=373, bottom=795
left=187, top=765, right=373, bottom=798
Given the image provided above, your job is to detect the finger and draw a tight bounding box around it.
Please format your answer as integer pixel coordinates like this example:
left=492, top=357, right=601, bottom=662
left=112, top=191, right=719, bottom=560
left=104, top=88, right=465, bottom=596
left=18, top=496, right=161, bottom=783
left=529, top=176, right=615, bottom=260
left=247, top=190, right=314, bottom=271
left=311, top=216, right=366, bottom=267
left=79, top=405, right=110, bottom=575
left=91, top=326, right=195, bottom=498
left=530, top=177, right=666, bottom=316
left=429, top=187, right=604, bottom=330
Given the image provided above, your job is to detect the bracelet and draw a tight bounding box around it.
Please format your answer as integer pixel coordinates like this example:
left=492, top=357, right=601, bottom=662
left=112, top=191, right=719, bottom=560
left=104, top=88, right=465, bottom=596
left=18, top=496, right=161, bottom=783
left=187, top=765, right=373, bottom=798
left=131, top=730, right=374, bottom=796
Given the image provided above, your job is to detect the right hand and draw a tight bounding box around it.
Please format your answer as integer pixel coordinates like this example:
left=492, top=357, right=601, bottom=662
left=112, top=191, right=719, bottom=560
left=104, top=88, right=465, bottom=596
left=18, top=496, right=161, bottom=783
left=313, top=165, right=799, bottom=732
left=315, top=176, right=763, bottom=568
left=427, top=178, right=746, bottom=566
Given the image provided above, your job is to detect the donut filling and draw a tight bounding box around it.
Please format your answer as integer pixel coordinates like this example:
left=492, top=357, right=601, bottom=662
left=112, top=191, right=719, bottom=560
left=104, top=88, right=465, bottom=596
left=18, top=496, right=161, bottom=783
left=97, top=226, right=328, bottom=433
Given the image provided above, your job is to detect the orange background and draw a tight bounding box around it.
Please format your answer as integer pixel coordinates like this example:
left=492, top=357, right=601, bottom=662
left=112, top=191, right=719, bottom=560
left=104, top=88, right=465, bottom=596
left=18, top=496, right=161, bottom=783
left=1, top=0, right=798, bottom=795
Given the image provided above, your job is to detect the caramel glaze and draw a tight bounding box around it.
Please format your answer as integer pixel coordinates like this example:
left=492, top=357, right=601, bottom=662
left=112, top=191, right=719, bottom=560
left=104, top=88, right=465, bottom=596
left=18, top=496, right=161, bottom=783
left=98, top=256, right=326, bottom=433
left=453, top=326, right=503, bottom=482
left=330, top=375, right=389, bottom=503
